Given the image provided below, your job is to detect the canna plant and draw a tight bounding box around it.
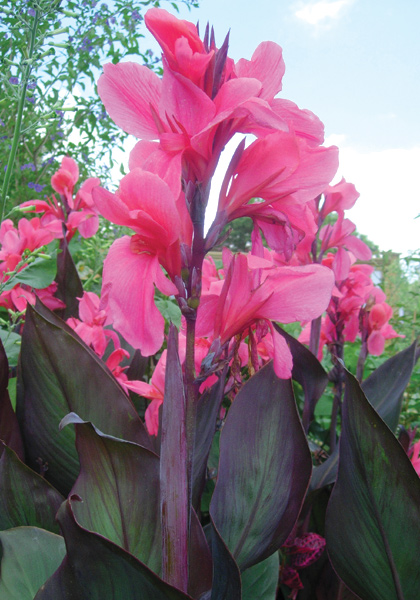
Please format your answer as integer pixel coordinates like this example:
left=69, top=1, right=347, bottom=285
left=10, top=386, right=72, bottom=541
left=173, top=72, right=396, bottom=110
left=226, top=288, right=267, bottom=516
left=1, top=7, right=420, bottom=600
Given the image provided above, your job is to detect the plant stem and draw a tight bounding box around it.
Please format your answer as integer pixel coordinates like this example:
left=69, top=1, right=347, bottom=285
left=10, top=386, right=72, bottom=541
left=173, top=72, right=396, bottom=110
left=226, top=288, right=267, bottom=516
left=356, top=339, right=368, bottom=382
left=1, top=9, right=40, bottom=221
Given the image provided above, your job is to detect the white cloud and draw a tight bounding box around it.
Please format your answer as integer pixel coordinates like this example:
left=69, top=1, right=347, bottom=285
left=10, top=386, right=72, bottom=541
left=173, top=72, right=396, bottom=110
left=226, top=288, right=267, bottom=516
left=295, top=0, right=353, bottom=25
left=325, top=135, right=420, bottom=255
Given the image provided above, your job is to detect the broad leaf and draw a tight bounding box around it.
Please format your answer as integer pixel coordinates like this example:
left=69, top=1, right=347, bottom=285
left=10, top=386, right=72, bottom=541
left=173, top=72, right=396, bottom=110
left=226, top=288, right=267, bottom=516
left=61, top=415, right=161, bottom=573
left=17, top=303, right=151, bottom=495
left=274, top=324, right=329, bottom=432
left=210, top=361, right=312, bottom=571
left=310, top=341, right=418, bottom=493
left=0, top=329, right=21, bottom=369
left=62, top=414, right=212, bottom=600
left=2, top=249, right=58, bottom=292
left=325, top=370, right=420, bottom=600
left=0, top=341, right=23, bottom=459
left=210, top=519, right=241, bottom=600
left=192, top=374, right=225, bottom=510
left=160, top=325, right=189, bottom=592
left=0, top=527, right=65, bottom=600
left=309, top=445, right=339, bottom=492
left=362, top=340, right=417, bottom=431
left=241, top=553, right=279, bottom=600
left=34, top=497, right=194, bottom=600
left=54, top=237, right=84, bottom=320
left=0, top=443, right=64, bottom=533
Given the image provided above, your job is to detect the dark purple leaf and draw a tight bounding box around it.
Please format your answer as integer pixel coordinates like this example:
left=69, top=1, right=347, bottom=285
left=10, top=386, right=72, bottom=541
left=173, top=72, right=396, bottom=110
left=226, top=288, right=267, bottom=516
left=325, top=370, right=420, bottom=600
left=274, top=324, right=329, bottom=432
left=361, top=340, right=417, bottom=431
left=210, top=361, right=312, bottom=571
left=34, top=497, right=194, bottom=600
left=61, top=414, right=162, bottom=573
left=17, top=303, right=152, bottom=495
left=0, top=442, right=64, bottom=533
left=54, top=236, right=84, bottom=320
left=192, top=374, right=225, bottom=511
left=62, top=414, right=212, bottom=599
left=210, top=518, right=241, bottom=600
left=159, top=325, right=189, bottom=592
left=0, top=340, right=24, bottom=460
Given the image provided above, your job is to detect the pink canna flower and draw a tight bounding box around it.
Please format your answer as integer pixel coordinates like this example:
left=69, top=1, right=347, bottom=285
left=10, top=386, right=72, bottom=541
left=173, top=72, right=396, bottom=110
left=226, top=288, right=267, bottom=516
left=51, top=156, right=79, bottom=205
left=366, top=301, right=403, bottom=356
left=216, top=131, right=338, bottom=222
left=196, top=252, right=334, bottom=378
left=145, top=8, right=215, bottom=88
left=320, top=177, right=360, bottom=219
left=97, top=6, right=337, bottom=227
left=20, top=158, right=100, bottom=241
left=67, top=291, right=120, bottom=358
left=92, top=168, right=184, bottom=355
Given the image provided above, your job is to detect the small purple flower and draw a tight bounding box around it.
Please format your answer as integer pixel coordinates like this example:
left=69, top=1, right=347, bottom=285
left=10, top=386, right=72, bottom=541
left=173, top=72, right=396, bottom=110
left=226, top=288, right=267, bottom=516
left=0, top=118, right=5, bottom=127
left=27, top=96, right=36, bottom=104
left=28, top=8, right=36, bottom=17
left=9, top=77, right=19, bottom=85
left=27, top=81, right=37, bottom=90
left=131, top=10, right=141, bottom=20
left=28, top=182, right=46, bottom=193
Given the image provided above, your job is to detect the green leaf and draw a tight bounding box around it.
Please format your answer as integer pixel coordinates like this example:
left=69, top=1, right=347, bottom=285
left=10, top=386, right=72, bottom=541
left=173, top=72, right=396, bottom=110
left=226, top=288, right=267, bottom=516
left=210, top=361, right=312, bottom=571
left=0, top=527, right=65, bottom=600
left=17, top=303, right=152, bottom=495
left=0, top=443, right=64, bottom=533
left=155, top=297, right=182, bottom=329
left=241, top=553, right=279, bottom=600
left=34, top=497, right=194, bottom=600
left=0, top=341, right=23, bottom=458
left=325, top=370, right=420, bottom=600
left=2, top=250, right=58, bottom=292
left=0, top=329, right=21, bottom=368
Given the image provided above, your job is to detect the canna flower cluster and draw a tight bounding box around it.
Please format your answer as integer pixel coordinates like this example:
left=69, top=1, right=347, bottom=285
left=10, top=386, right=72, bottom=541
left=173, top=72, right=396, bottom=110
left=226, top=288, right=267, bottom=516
left=295, top=179, right=402, bottom=362
left=20, top=156, right=100, bottom=241
left=93, top=7, right=339, bottom=380
left=0, top=158, right=100, bottom=315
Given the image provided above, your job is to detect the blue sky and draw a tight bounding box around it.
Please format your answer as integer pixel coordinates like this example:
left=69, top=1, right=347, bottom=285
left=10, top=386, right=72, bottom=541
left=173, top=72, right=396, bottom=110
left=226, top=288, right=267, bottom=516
left=133, top=0, right=420, bottom=255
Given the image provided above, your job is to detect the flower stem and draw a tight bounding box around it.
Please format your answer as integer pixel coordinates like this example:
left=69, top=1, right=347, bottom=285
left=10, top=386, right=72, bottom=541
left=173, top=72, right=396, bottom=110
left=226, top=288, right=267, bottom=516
left=1, top=9, right=40, bottom=221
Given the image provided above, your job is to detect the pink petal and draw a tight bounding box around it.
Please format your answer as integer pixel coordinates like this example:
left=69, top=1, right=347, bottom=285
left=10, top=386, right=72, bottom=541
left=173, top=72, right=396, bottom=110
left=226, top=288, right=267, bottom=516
left=145, top=398, right=163, bottom=436
left=129, top=140, right=183, bottom=198
left=367, top=330, right=385, bottom=356
left=261, top=264, right=335, bottom=323
left=269, top=323, right=294, bottom=379
left=160, top=65, right=216, bottom=137
left=102, top=236, right=167, bottom=355
left=272, top=98, right=325, bottom=145
left=97, top=62, right=162, bottom=139
left=234, top=41, right=285, bottom=100
left=322, top=178, right=359, bottom=216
